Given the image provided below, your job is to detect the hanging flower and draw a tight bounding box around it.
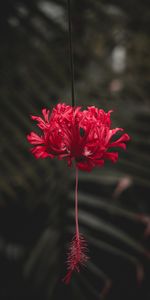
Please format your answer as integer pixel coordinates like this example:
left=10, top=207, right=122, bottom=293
left=27, top=103, right=130, bottom=171
left=27, top=102, right=130, bottom=283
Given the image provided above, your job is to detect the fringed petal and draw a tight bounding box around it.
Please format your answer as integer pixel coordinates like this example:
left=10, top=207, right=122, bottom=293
left=31, top=146, right=54, bottom=159
left=27, top=132, right=44, bottom=145
left=31, top=115, right=48, bottom=130
left=42, top=108, right=50, bottom=122
left=109, top=133, right=130, bottom=150
left=106, top=128, right=123, bottom=144
left=76, top=158, right=104, bottom=171
left=103, top=152, right=118, bottom=163
left=76, top=161, right=93, bottom=171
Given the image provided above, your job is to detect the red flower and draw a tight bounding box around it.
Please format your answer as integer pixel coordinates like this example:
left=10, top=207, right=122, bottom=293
left=27, top=102, right=130, bottom=283
left=27, top=103, right=130, bottom=171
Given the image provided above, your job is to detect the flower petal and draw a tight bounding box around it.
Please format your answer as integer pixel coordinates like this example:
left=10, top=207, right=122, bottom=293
left=27, top=132, right=44, bottom=145
left=105, top=128, right=123, bottom=144
left=76, top=158, right=104, bottom=171
left=31, top=146, right=54, bottom=159
left=76, top=161, right=93, bottom=171
left=103, top=152, right=118, bottom=163
left=42, top=108, right=50, bottom=122
left=109, top=133, right=130, bottom=150
left=31, top=115, right=48, bottom=130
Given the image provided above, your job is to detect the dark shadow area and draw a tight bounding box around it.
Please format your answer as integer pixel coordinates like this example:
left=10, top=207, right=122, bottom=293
left=0, top=0, right=150, bottom=299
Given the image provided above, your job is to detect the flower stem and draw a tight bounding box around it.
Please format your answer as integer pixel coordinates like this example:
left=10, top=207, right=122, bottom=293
left=62, top=167, right=89, bottom=284
left=67, top=0, right=75, bottom=106
left=75, top=167, right=79, bottom=238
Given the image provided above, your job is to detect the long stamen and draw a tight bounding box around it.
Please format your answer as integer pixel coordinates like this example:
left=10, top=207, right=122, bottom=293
left=63, top=167, right=89, bottom=284
left=75, top=167, right=79, bottom=238
left=63, top=3, right=87, bottom=284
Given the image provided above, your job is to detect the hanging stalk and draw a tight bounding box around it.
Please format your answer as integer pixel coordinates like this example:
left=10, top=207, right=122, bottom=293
left=63, top=0, right=88, bottom=284
left=63, top=168, right=88, bottom=284
left=67, top=0, right=75, bottom=106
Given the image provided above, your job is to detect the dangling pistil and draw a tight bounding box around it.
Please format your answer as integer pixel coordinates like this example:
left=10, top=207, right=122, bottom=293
left=63, top=168, right=89, bottom=284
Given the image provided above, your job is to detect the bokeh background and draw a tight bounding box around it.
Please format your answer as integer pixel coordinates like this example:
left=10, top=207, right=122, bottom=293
left=0, top=0, right=150, bottom=299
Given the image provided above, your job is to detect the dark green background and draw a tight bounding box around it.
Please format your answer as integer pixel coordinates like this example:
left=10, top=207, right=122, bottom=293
left=0, top=0, right=150, bottom=299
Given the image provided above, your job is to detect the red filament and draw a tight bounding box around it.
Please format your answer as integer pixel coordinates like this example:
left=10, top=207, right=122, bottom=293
left=63, top=168, right=89, bottom=284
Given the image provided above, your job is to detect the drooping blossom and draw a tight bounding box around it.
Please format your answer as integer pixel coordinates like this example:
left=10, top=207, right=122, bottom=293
left=27, top=102, right=130, bottom=283
left=27, top=103, right=130, bottom=171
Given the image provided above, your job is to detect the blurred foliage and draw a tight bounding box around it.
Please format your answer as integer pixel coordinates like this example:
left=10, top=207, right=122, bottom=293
left=0, top=0, right=150, bottom=299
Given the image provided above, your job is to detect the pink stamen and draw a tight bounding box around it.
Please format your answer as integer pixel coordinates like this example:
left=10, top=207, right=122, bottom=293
left=75, top=167, right=79, bottom=238
left=63, top=168, right=89, bottom=284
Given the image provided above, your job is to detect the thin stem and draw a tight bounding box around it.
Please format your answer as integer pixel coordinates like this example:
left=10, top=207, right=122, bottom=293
left=67, top=0, right=75, bottom=106
left=75, top=167, right=79, bottom=237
